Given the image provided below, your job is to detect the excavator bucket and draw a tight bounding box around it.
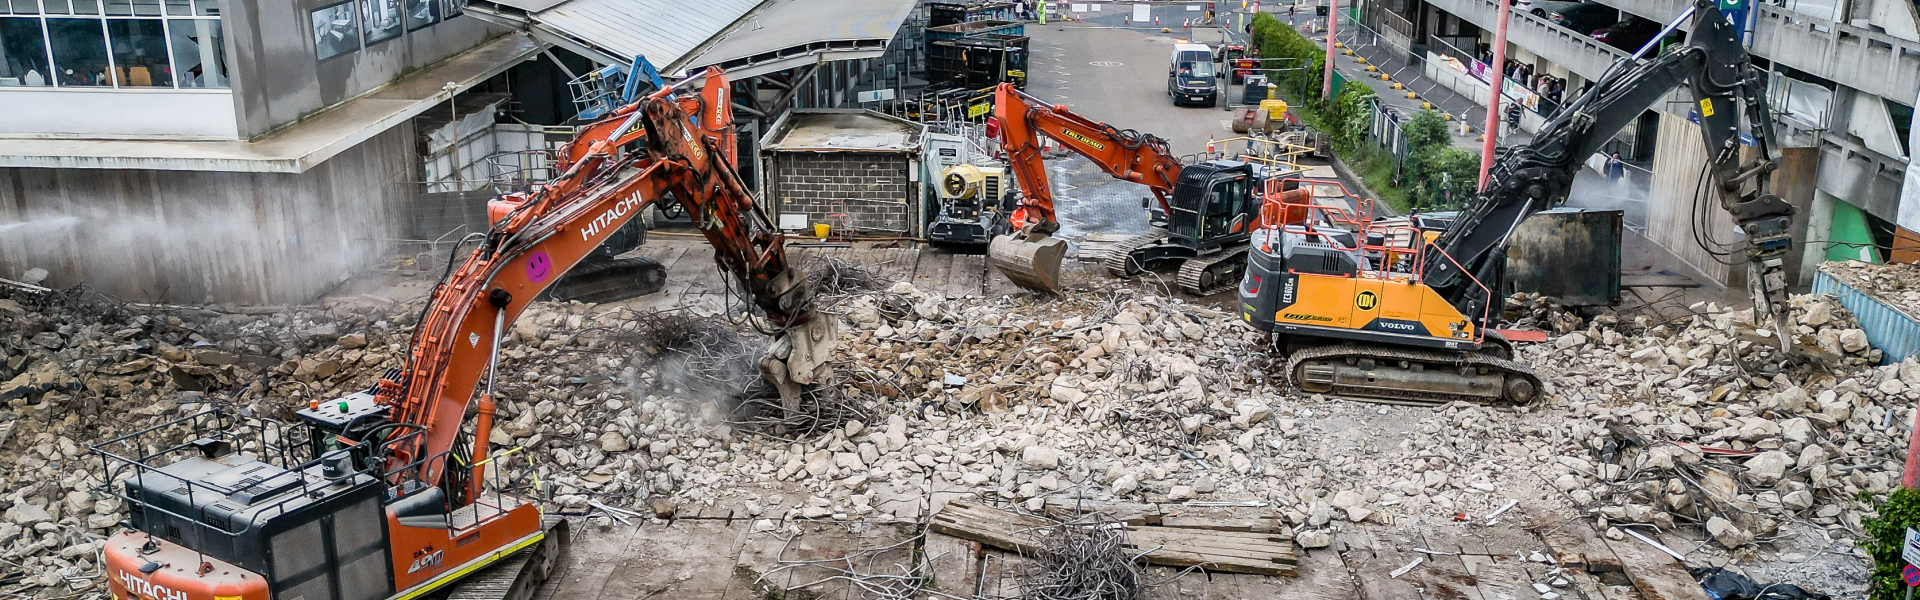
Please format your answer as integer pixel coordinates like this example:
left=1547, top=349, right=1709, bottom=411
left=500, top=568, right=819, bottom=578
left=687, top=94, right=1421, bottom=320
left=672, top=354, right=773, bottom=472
left=989, top=230, right=1069, bottom=293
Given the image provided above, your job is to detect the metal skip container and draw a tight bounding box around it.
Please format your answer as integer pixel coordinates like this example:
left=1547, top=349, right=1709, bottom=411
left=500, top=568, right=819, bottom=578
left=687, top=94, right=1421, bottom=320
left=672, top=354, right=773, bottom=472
left=1812, top=268, right=1920, bottom=365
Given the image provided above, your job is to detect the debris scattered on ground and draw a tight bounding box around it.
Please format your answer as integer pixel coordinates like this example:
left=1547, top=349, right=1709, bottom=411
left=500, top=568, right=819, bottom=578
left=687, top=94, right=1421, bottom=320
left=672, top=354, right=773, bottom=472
left=2, top=259, right=1904, bottom=597
left=930, top=500, right=1299, bottom=577
left=1019, top=512, right=1149, bottom=600
left=1822, top=260, right=1920, bottom=315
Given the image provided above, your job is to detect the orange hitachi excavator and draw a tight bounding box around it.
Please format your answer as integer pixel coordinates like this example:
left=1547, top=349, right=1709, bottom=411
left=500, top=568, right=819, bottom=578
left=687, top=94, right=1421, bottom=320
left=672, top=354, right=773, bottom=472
left=92, top=68, right=834, bottom=600
left=987, top=83, right=1310, bottom=295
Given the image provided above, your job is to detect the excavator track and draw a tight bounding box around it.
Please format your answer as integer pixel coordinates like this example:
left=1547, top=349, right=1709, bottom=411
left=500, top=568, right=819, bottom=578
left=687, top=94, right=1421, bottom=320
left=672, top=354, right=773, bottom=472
left=446, top=517, right=571, bottom=600
left=1285, top=343, right=1543, bottom=407
left=545, top=257, right=667, bottom=303
left=1101, top=232, right=1169, bottom=278
left=1175, top=248, right=1247, bottom=296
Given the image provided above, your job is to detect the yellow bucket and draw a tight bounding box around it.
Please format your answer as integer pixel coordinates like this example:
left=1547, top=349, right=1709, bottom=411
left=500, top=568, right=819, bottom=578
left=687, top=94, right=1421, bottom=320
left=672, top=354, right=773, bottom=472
left=813, top=223, right=830, bottom=238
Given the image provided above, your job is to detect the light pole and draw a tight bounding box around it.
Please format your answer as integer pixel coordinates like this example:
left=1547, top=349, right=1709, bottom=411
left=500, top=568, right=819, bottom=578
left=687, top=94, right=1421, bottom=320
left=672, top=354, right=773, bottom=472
left=1477, top=0, right=1512, bottom=188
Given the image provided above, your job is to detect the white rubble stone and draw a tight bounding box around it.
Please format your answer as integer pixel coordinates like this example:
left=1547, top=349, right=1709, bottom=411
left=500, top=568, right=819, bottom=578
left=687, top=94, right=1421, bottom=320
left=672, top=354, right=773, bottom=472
left=1167, top=485, right=1197, bottom=501
left=1839, top=329, right=1869, bottom=353
left=1021, top=445, right=1062, bottom=470
left=1297, top=530, right=1332, bottom=548
left=1744, top=451, right=1792, bottom=484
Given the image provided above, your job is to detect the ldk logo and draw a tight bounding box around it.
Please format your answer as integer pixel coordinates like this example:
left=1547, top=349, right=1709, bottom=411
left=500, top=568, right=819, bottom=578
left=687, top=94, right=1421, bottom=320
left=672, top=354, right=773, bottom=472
left=118, top=570, right=187, bottom=600
left=407, top=549, right=445, bottom=574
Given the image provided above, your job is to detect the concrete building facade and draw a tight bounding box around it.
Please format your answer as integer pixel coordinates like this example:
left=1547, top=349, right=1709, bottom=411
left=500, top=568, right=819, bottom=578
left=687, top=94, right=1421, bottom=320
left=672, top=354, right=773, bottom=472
left=2, top=0, right=926, bottom=303
left=1360, top=0, right=1917, bottom=286
left=0, top=0, right=542, bottom=303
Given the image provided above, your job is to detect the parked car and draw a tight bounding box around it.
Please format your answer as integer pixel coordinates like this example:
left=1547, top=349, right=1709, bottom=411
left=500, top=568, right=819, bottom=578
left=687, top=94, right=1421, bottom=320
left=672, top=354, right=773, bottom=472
left=1515, top=0, right=1583, bottom=18
left=1548, top=2, right=1619, bottom=33
left=1591, top=18, right=1668, bottom=51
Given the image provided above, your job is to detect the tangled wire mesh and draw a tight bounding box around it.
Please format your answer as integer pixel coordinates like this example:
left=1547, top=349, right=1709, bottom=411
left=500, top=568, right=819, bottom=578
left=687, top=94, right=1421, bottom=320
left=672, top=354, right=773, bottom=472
left=806, top=254, right=888, bottom=297
left=1018, top=514, right=1149, bottom=600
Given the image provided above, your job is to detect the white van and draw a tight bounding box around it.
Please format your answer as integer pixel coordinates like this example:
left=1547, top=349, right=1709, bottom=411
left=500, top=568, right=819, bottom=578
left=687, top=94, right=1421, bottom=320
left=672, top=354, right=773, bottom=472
left=1167, top=42, right=1218, bottom=107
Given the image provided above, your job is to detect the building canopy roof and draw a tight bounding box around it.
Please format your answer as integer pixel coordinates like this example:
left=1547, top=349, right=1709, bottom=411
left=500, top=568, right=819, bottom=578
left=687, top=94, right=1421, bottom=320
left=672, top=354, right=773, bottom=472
left=763, top=109, right=925, bottom=153
left=465, top=0, right=914, bottom=78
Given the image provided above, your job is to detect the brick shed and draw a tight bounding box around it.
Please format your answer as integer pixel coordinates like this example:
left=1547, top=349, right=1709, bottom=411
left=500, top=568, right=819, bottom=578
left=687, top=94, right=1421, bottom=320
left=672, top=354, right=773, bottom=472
left=760, top=109, right=928, bottom=237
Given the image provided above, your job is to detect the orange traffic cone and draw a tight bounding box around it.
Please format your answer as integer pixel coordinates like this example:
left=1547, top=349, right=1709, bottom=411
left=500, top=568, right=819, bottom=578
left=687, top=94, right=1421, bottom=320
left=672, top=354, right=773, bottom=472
left=1207, top=135, right=1216, bottom=153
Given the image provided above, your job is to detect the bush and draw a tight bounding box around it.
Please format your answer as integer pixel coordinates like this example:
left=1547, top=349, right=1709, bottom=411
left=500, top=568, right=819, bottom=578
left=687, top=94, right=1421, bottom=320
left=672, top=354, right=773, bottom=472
left=1402, top=109, right=1451, bottom=154
left=1863, top=488, right=1920, bottom=600
left=1248, top=13, right=1328, bottom=106
left=1323, top=84, right=1377, bottom=153
left=1404, top=146, right=1479, bottom=211
left=1399, top=109, right=1477, bottom=211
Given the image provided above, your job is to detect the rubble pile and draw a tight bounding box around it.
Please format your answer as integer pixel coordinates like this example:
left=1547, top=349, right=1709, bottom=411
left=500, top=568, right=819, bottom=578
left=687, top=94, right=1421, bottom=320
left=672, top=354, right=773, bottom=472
left=1508, top=292, right=1912, bottom=560
left=0, top=287, right=411, bottom=593
left=1823, top=259, right=1920, bottom=314
left=1, top=269, right=1906, bottom=595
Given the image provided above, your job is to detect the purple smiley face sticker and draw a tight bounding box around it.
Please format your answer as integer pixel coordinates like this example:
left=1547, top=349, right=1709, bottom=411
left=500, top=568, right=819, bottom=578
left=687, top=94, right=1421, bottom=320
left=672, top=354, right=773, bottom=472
left=526, top=251, right=553, bottom=283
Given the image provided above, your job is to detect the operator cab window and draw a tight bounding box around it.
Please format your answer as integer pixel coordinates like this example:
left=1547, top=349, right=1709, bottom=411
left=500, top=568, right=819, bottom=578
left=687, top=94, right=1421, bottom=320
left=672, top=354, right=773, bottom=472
left=1203, top=175, right=1247, bottom=238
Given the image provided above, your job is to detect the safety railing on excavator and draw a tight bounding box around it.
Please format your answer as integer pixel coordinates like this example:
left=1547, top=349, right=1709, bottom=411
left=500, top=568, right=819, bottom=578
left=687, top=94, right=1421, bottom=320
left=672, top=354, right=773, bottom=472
left=91, top=408, right=321, bottom=570
left=374, top=428, right=545, bottom=536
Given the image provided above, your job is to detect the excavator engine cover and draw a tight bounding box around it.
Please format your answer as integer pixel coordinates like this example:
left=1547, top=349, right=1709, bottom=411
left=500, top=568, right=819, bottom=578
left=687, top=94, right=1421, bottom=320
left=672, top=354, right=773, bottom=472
left=989, top=230, right=1068, bottom=293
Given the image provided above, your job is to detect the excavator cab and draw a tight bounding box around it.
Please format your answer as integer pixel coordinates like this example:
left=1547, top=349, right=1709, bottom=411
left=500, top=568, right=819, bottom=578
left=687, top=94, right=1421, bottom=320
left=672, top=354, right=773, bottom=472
left=1160, top=161, right=1257, bottom=244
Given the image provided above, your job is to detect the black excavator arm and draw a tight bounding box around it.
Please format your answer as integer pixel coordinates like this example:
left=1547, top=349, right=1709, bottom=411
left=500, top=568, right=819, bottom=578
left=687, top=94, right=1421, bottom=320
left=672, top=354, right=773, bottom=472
left=1422, top=0, right=1796, bottom=343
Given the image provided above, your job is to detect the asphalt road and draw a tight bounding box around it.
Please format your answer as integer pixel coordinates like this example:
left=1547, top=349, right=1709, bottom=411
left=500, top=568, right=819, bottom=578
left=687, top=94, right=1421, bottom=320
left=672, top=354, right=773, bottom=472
left=1021, top=19, right=1247, bottom=248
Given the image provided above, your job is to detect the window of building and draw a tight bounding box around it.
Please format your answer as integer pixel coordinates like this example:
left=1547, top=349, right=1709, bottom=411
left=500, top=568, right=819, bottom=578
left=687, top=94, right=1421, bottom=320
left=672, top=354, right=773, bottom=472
left=0, top=0, right=225, bottom=89
left=0, top=17, right=51, bottom=86
left=362, top=0, right=399, bottom=44
left=166, top=14, right=219, bottom=87
left=312, top=1, right=359, bottom=60
left=438, top=0, right=459, bottom=20
left=48, top=18, right=109, bottom=85
left=403, top=0, right=434, bottom=30
left=106, top=18, right=167, bottom=85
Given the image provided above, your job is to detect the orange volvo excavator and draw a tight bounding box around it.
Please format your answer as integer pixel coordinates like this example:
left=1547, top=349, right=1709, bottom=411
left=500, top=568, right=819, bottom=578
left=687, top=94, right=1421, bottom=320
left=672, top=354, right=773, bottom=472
left=987, top=83, right=1309, bottom=294
left=93, top=68, right=834, bottom=600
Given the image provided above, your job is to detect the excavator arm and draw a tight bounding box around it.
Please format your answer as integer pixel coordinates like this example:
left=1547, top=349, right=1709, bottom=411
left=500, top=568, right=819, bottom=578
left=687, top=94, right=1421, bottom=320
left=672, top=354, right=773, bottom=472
left=1422, top=0, right=1794, bottom=345
left=988, top=83, right=1187, bottom=292
left=378, top=68, right=831, bottom=494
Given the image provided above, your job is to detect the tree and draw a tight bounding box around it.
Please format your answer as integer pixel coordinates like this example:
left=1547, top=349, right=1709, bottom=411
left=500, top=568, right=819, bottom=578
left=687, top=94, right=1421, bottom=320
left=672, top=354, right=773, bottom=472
left=1401, top=109, right=1451, bottom=154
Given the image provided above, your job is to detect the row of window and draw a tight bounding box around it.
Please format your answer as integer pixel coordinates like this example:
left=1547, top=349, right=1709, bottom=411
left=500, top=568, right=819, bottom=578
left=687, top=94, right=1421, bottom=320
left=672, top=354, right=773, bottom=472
left=0, top=0, right=218, bottom=17
left=315, top=0, right=463, bottom=61
left=0, top=14, right=225, bottom=88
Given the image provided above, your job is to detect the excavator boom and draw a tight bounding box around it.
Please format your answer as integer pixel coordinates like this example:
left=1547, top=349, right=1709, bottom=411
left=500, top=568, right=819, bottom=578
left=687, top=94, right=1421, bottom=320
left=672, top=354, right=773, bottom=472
left=987, top=83, right=1186, bottom=293
left=98, top=68, right=834, bottom=600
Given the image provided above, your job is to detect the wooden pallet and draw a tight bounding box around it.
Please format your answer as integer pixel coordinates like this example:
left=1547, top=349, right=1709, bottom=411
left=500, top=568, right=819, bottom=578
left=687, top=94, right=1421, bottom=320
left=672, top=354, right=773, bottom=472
left=929, top=501, right=1299, bottom=577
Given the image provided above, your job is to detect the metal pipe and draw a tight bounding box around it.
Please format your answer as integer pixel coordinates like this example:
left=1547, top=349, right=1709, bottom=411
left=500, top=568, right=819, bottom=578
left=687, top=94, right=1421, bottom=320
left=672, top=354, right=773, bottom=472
left=1477, top=0, right=1513, bottom=188
left=1904, top=397, right=1920, bottom=488
left=1323, top=0, right=1339, bottom=99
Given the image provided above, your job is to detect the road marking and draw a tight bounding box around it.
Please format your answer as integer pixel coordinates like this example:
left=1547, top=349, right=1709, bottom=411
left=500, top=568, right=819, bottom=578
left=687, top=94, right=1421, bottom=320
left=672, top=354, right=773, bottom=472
left=1089, top=61, right=1125, bottom=67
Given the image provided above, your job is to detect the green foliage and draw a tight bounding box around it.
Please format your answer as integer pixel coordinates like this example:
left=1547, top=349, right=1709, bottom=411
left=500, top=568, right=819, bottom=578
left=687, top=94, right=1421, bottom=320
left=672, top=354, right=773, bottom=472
left=1248, top=12, right=1329, bottom=107
left=1322, top=84, right=1376, bottom=154
left=1402, top=146, right=1479, bottom=212
left=1402, top=109, right=1452, bottom=154
left=1862, top=487, right=1920, bottom=600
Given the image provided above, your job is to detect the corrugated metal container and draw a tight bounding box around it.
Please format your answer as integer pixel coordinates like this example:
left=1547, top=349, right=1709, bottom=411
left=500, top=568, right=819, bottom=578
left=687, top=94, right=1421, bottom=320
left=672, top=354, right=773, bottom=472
left=1812, top=269, right=1920, bottom=364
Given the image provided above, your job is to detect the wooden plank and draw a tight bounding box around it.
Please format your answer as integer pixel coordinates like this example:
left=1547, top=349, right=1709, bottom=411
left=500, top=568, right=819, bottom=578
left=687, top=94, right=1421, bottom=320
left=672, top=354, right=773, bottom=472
left=1600, top=532, right=1712, bottom=600
left=913, top=249, right=955, bottom=291
left=1042, top=497, right=1158, bottom=525
left=931, top=501, right=1298, bottom=577
left=921, top=532, right=983, bottom=598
